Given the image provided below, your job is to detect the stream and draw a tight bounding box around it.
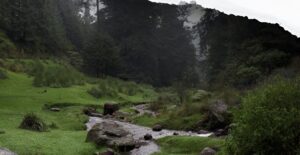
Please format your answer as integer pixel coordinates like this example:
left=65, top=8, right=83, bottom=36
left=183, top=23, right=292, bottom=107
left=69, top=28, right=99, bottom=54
left=86, top=116, right=212, bottom=155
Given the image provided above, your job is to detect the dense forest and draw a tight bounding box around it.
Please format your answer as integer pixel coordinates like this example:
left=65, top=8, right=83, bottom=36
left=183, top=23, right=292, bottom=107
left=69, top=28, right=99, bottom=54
left=1, top=0, right=299, bottom=88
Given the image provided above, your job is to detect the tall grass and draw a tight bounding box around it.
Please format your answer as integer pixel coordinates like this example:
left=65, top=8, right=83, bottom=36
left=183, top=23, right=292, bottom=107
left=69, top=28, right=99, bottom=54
left=31, top=61, right=85, bottom=88
left=88, top=77, right=155, bottom=100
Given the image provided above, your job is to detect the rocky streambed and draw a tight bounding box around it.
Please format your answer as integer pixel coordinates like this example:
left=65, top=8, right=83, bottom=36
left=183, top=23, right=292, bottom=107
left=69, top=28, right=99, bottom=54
left=86, top=116, right=213, bottom=155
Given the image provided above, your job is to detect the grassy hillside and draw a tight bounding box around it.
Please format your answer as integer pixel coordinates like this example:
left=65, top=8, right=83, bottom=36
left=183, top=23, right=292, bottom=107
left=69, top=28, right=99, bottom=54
left=0, top=59, right=157, bottom=154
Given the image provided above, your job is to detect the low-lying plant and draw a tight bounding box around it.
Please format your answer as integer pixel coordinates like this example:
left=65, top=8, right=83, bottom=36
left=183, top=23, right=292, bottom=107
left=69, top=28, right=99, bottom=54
left=19, top=113, right=48, bottom=132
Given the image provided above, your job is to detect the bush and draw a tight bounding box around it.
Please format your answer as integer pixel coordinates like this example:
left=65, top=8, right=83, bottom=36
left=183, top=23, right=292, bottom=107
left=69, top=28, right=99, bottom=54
left=0, top=31, right=16, bottom=57
left=32, top=63, right=85, bottom=88
left=0, top=68, right=7, bottom=79
left=226, top=77, right=300, bottom=154
left=20, top=113, right=48, bottom=132
left=88, top=77, right=152, bottom=99
left=234, top=66, right=261, bottom=86
left=149, top=92, right=180, bottom=111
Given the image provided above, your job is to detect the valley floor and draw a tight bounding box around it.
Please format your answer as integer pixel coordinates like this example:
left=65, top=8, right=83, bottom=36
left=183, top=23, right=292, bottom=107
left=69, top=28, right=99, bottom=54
left=0, top=60, right=225, bottom=155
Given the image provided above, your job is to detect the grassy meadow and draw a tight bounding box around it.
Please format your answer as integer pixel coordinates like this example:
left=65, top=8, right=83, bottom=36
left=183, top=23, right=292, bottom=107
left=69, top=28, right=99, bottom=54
left=0, top=59, right=157, bottom=155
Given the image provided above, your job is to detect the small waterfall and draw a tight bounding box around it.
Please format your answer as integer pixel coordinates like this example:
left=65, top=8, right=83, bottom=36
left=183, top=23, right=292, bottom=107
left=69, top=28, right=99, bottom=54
left=178, top=2, right=207, bottom=61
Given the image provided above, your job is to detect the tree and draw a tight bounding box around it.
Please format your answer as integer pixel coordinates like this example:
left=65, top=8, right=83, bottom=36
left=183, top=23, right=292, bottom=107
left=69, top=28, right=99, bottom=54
left=83, top=34, right=120, bottom=77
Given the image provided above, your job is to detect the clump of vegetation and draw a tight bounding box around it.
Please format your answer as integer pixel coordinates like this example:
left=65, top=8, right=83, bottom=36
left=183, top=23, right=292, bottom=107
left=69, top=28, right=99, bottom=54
left=49, top=122, right=59, bottom=129
left=20, top=113, right=48, bottom=132
left=0, top=31, right=16, bottom=57
left=88, top=77, right=155, bottom=100
left=149, top=91, right=180, bottom=111
left=32, top=62, right=85, bottom=88
left=0, top=68, right=7, bottom=79
left=226, top=77, right=300, bottom=154
left=156, top=136, right=225, bottom=155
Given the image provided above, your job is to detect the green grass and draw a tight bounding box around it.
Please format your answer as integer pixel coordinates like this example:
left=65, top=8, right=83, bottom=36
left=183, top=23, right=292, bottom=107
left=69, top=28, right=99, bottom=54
left=0, top=60, right=157, bottom=155
left=155, top=136, right=225, bottom=155
left=0, top=71, right=101, bottom=154
left=133, top=114, right=168, bottom=127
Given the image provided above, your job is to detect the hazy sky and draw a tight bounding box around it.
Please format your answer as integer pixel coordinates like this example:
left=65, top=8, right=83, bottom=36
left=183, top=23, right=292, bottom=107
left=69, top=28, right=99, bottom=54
left=149, top=0, right=300, bottom=37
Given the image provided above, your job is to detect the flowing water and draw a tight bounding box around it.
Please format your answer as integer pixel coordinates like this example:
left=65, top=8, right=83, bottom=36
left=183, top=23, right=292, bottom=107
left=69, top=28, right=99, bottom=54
left=86, top=117, right=212, bottom=155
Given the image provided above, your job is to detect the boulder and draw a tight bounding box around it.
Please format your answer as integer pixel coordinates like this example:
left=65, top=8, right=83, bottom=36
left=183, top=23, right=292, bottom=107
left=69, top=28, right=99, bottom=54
left=173, top=132, right=179, bottom=136
left=86, top=121, right=137, bottom=152
left=144, top=134, right=153, bottom=140
left=152, top=124, right=162, bottom=132
left=109, top=136, right=136, bottom=152
left=200, top=147, right=216, bottom=155
left=103, top=103, right=119, bottom=115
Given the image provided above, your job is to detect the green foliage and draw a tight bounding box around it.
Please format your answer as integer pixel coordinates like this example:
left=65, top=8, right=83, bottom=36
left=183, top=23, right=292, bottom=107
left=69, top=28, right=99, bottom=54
left=248, top=50, right=290, bottom=72
left=0, top=31, right=16, bottom=57
left=150, top=91, right=180, bottom=111
left=204, top=12, right=299, bottom=89
left=234, top=66, right=261, bottom=86
left=226, top=77, right=300, bottom=155
left=156, top=136, right=225, bottom=155
left=32, top=62, right=85, bottom=88
left=0, top=68, right=8, bottom=79
left=20, top=113, right=48, bottom=132
left=87, top=77, right=156, bottom=101
left=83, top=34, right=120, bottom=77
left=0, top=69, right=104, bottom=154
left=191, top=90, right=212, bottom=102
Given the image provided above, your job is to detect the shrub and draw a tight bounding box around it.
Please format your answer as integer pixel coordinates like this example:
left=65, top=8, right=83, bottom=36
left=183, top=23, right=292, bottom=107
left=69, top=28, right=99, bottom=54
left=0, top=31, right=16, bottom=57
left=191, top=90, right=212, bottom=102
left=0, top=68, right=7, bottom=79
left=32, top=63, right=85, bottom=88
left=234, top=66, right=261, bottom=86
left=20, top=113, right=48, bottom=132
left=226, top=77, right=300, bottom=155
left=149, top=92, right=180, bottom=111
left=88, top=77, right=152, bottom=99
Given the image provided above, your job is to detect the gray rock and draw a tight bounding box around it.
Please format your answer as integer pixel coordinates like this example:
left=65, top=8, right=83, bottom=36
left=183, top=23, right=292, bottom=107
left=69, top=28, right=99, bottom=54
left=0, top=148, right=17, bottom=155
left=144, top=134, right=153, bottom=140
left=200, top=147, right=216, bottom=155
left=50, top=107, right=60, bottom=112
left=109, top=136, right=136, bottom=152
left=86, top=121, right=136, bottom=152
left=152, top=124, right=162, bottom=132
left=89, top=113, right=103, bottom=118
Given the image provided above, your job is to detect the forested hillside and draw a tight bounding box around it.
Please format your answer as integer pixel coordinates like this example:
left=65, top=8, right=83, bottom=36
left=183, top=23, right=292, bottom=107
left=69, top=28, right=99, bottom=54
left=1, top=0, right=299, bottom=88
left=1, top=0, right=300, bottom=155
